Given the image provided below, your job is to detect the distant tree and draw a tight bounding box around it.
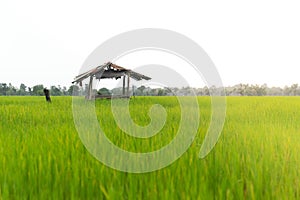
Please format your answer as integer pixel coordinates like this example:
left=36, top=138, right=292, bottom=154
left=50, top=85, right=62, bottom=96
left=290, top=84, right=299, bottom=96
left=68, top=85, right=80, bottom=96
left=225, top=87, right=235, bottom=96
left=6, top=83, right=17, bottom=95
left=172, top=87, right=179, bottom=95
left=234, top=84, right=249, bottom=96
left=18, top=83, right=27, bottom=96
left=32, top=84, right=44, bottom=96
left=28, top=87, right=32, bottom=95
left=135, top=88, right=142, bottom=96
left=98, top=87, right=111, bottom=95
left=283, top=86, right=291, bottom=96
left=266, top=87, right=283, bottom=96
left=62, top=86, right=68, bottom=96
left=20, top=83, right=26, bottom=91
left=111, top=87, right=123, bottom=95
left=163, top=87, right=174, bottom=96
left=203, top=86, right=210, bottom=96
left=158, top=88, right=165, bottom=96
left=149, top=88, right=158, bottom=96
left=297, top=86, right=300, bottom=96
left=255, top=84, right=267, bottom=96
left=0, top=83, right=8, bottom=95
left=209, top=86, right=217, bottom=96
left=137, top=86, right=146, bottom=95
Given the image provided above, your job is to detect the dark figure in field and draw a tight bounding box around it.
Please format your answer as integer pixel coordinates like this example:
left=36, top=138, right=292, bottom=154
left=43, top=88, right=51, bottom=103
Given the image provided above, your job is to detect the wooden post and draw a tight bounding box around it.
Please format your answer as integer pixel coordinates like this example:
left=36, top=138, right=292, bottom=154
left=127, top=75, right=130, bottom=96
left=88, top=76, right=93, bottom=100
left=122, top=75, right=125, bottom=95
left=132, top=85, right=135, bottom=98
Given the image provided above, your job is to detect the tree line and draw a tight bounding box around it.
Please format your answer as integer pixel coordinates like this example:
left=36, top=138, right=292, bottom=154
left=0, top=83, right=80, bottom=96
left=0, top=83, right=300, bottom=96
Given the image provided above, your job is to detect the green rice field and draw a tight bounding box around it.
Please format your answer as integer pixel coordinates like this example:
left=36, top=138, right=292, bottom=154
left=0, top=96, right=300, bottom=199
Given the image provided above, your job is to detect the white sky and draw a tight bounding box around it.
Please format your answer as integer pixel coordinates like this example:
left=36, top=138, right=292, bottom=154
left=0, top=0, right=299, bottom=89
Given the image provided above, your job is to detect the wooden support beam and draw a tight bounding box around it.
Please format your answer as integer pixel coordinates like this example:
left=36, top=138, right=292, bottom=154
left=88, top=76, right=93, bottom=100
left=127, top=75, right=130, bottom=96
left=122, top=75, right=125, bottom=95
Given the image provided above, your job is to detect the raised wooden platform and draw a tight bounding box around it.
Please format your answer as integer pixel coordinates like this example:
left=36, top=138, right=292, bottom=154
left=87, top=94, right=131, bottom=99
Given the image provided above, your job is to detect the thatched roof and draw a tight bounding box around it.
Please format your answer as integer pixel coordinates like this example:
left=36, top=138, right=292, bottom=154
left=72, top=62, right=151, bottom=84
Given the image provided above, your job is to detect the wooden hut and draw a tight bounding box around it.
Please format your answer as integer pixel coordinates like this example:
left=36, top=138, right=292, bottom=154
left=72, top=62, right=151, bottom=99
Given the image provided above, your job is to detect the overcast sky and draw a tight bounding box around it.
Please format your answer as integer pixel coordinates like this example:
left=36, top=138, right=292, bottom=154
left=0, top=0, right=299, bottom=89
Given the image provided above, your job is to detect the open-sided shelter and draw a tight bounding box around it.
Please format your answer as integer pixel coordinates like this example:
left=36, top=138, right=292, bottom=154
left=72, top=62, right=151, bottom=99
